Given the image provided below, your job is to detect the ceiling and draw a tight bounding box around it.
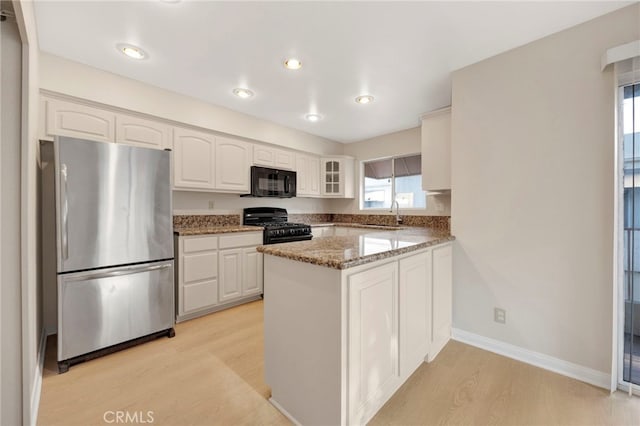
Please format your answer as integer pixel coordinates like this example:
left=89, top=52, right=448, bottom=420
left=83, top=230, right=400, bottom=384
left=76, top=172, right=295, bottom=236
left=34, top=1, right=632, bottom=143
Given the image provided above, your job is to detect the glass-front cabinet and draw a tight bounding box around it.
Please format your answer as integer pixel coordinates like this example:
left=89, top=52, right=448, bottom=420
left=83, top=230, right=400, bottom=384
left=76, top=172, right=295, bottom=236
left=324, top=159, right=341, bottom=195
left=321, top=157, right=355, bottom=198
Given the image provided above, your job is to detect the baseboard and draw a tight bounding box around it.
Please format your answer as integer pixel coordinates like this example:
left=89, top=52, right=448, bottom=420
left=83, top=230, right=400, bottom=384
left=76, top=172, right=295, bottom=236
left=428, top=336, right=449, bottom=362
left=451, top=328, right=610, bottom=390
left=269, top=397, right=302, bottom=426
left=176, top=295, right=262, bottom=323
left=29, top=328, right=47, bottom=426
left=617, top=382, right=640, bottom=396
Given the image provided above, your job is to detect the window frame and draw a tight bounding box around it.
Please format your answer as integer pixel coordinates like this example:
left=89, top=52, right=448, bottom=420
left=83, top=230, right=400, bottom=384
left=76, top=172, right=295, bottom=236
left=359, top=153, right=426, bottom=212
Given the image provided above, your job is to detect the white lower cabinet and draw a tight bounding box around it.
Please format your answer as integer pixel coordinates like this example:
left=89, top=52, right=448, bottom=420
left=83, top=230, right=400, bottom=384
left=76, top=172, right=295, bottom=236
left=348, top=262, right=401, bottom=425
left=399, top=252, right=432, bottom=378
left=242, top=247, right=264, bottom=296
left=176, top=231, right=263, bottom=322
left=430, top=243, right=453, bottom=360
left=263, top=242, right=452, bottom=425
left=219, top=248, right=243, bottom=303
left=177, top=235, right=218, bottom=318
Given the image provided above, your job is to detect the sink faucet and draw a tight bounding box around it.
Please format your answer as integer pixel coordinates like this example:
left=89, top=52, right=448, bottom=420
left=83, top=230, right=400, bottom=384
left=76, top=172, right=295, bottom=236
left=392, top=200, right=403, bottom=225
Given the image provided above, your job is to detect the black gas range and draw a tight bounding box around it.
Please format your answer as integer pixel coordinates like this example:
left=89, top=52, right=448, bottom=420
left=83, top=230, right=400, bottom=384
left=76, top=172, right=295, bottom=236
left=243, top=207, right=313, bottom=245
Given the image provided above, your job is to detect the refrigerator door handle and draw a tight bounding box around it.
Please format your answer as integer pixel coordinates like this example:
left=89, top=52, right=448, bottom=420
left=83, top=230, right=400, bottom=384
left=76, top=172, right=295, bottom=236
left=60, top=163, right=69, bottom=261
left=65, top=262, right=172, bottom=282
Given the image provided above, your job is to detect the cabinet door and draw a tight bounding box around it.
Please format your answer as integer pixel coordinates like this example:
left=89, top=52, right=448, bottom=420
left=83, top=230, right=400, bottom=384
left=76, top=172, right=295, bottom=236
left=296, top=155, right=320, bottom=196
left=45, top=97, right=115, bottom=143
left=348, top=262, right=400, bottom=425
left=215, top=136, right=250, bottom=192
left=219, top=249, right=243, bottom=303
left=322, top=159, right=342, bottom=196
left=399, top=252, right=432, bottom=378
left=274, top=149, right=295, bottom=170
left=115, top=114, right=170, bottom=150
left=242, top=247, right=263, bottom=296
left=173, top=127, right=216, bottom=190
left=183, top=279, right=218, bottom=314
left=308, top=156, right=320, bottom=195
left=430, top=244, right=453, bottom=361
left=421, top=108, right=451, bottom=191
left=253, top=145, right=275, bottom=167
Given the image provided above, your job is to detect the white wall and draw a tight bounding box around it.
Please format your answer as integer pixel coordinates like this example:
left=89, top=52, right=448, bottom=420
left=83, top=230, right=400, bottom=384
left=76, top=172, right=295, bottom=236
left=14, top=0, right=42, bottom=424
left=1, top=4, right=23, bottom=424
left=174, top=191, right=331, bottom=215
left=332, top=127, right=451, bottom=216
left=451, top=4, right=639, bottom=375
left=39, top=53, right=343, bottom=156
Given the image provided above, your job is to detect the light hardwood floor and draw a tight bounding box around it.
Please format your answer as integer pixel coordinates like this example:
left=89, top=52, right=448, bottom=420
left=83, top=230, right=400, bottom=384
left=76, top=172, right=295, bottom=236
left=38, top=300, right=640, bottom=425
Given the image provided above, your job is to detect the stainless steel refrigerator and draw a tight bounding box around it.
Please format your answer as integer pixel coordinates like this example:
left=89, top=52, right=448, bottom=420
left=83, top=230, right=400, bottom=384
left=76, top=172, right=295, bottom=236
left=41, top=136, right=175, bottom=373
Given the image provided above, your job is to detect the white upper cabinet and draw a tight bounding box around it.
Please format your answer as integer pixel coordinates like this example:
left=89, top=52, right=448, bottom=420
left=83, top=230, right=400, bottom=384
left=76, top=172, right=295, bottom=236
left=421, top=107, right=451, bottom=191
left=115, top=114, right=171, bottom=150
left=173, top=127, right=216, bottom=190
left=43, top=97, right=115, bottom=143
left=321, top=156, right=355, bottom=198
left=215, top=136, right=250, bottom=192
left=253, top=145, right=296, bottom=170
left=296, top=154, right=321, bottom=197
left=253, top=145, right=276, bottom=167
left=274, top=149, right=296, bottom=170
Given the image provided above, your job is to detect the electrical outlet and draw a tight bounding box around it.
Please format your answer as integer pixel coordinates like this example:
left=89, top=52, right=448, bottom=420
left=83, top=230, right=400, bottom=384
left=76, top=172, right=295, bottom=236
left=208, top=200, right=215, bottom=210
left=494, top=308, right=506, bottom=324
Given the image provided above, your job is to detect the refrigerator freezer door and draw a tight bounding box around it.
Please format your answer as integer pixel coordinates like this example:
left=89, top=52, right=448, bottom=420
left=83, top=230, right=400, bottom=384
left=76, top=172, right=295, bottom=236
left=55, top=136, right=173, bottom=272
left=57, top=260, right=175, bottom=361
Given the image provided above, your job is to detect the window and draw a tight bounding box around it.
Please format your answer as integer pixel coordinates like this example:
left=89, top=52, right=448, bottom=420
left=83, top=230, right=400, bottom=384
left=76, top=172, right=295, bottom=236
left=622, top=82, right=640, bottom=386
left=362, top=154, right=425, bottom=210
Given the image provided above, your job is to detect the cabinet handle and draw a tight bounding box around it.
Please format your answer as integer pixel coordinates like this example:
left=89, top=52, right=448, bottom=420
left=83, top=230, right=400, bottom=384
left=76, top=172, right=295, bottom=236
left=60, top=163, right=69, bottom=261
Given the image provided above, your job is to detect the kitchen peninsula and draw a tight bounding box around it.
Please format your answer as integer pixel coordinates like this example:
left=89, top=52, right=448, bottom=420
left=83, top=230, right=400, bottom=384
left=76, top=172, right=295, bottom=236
left=258, top=227, right=454, bottom=425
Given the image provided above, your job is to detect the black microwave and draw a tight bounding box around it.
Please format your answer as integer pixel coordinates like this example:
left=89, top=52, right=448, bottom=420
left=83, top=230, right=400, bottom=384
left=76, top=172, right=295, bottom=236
left=247, top=166, right=296, bottom=198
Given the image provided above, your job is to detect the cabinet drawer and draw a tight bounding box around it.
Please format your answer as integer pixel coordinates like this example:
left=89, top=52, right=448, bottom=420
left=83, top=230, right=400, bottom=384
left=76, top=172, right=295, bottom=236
left=183, top=236, right=218, bottom=253
left=219, top=232, right=263, bottom=249
left=183, top=279, right=218, bottom=313
left=183, top=252, right=217, bottom=282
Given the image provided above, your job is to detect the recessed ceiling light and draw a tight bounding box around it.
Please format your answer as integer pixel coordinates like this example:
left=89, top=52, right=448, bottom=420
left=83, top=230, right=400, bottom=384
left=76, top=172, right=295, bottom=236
left=284, top=58, right=302, bottom=70
left=355, top=95, right=374, bottom=104
left=305, top=113, right=322, bottom=122
left=117, top=43, right=147, bottom=60
left=233, top=88, right=254, bottom=99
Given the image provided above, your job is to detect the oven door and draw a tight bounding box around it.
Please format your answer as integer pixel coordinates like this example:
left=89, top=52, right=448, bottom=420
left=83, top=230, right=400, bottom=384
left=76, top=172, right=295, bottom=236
left=251, top=166, right=296, bottom=197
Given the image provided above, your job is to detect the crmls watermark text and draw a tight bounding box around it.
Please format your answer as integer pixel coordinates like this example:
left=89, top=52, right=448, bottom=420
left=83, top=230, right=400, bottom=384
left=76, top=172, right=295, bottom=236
left=103, top=411, right=154, bottom=424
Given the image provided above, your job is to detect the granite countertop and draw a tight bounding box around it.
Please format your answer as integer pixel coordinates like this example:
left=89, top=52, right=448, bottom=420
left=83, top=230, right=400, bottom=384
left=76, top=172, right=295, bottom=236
left=174, top=225, right=263, bottom=236
left=310, top=223, right=405, bottom=230
left=257, top=227, right=454, bottom=270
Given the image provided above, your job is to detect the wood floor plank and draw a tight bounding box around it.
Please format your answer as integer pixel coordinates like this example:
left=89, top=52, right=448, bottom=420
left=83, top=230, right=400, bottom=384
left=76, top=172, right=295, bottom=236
left=38, top=300, right=640, bottom=425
